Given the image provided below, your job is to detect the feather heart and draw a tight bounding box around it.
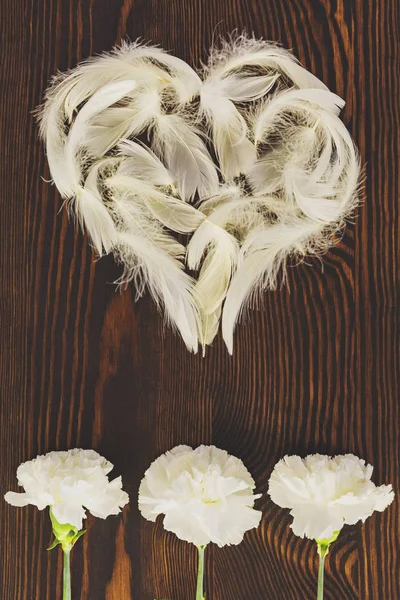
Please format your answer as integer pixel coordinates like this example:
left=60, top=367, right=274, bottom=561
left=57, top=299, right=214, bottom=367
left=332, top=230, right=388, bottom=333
left=39, top=35, right=361, bottom=353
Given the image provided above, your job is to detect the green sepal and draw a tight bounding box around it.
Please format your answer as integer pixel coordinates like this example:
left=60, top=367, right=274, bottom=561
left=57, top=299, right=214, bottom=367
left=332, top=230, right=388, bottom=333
left=48, top=507, right=86, bottom=552
left=72, top=529, right=87, bottom=544
left=315, top=530, right=340, bottom=558
left=47, top=538, right=61, bottom=551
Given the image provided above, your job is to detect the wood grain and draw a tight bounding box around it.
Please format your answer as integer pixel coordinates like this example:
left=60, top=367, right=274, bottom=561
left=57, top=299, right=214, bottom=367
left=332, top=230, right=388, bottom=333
left=0, top=0, right=399, bottom=598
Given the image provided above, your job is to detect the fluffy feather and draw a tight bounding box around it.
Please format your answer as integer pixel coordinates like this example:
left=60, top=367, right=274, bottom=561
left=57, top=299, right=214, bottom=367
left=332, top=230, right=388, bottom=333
left=222, top=218, right=325, bottom=353
left=152, top=114, right=219, bottom=201
left=187, top=219, right=239, bottom=350
left=205, top=35, right=328, bottom=90
left=39, top=98, right=72, bottom=198
left=200, top=191, right=288, bottom=234
left=37, top=45, right=169, bottom=192
left=200, top=73, right=278, bottom=178
left=57, top=41, right=199, bottom=119
left=62, top=62, right=162, bottom=123
left=213, top=73, right=280, bottom=102
left=74, top=160, right=119, bottom=255
left=119, top=42, right=202, bottom=102
left=64, top=80, right=136, bottom=192
left=111, top=216, right=200, bottom=353
left=251, top=88, right=360, bottom=224
left=107, top=171, right=205, bottom=233
left=38, top=36, right=361, bottom=354
left=246, top=155, right=284, bottom=195
left=253, top=88, right=345, bottom=144
left=117, top=140, right=173, bottom=186
left=200, top=93, right=256, bottom=179
left=63, top=41, right=201, bottom=106
left=41, top=79, right=135, bottom=198
left=85, top=87, right=161, bottom=157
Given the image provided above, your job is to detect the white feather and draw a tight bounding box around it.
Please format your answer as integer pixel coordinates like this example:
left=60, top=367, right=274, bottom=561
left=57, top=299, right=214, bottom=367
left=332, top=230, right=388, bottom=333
left=38, top=42, right=188, bottom=188
left=152, top=114, right=219, bottom=201
left=201, top=192, right=290, bottom=231
left=67, top=80, right=136, bottom=174
left=250, top=88, right=359, bottom=224
left=38, top=36, right=361, bottom=355
left=187, top=219, right=239, bottom=349
left=205, top=35, right=328, bottom=90
left=72, top=42, right=201, bottom=104
left=117, top=139, right=173, bottom=186
left=113, top=228, right=199, bottom=352
left=66, top=157, right=119, bottom=254
left=195, top=184, right=267, bottom=238
left=40, top=100, right=72, bottom=198
left=107, top=173, right=205, bottom=233
left=63, top=64, right=162, bottom=123
left=200, top=72, right=277, bottom=179
left=254, top=88, right=345, bottom=144
left=59, top=42, right=196, bottom=118
left=187, top=220, right=238, bottom=303
left=222, top=218, right=324, bottom=353
left=284, top=173, right=342, bottom=221
left=75, top=161, right=118, bottom=256
left=200, top=93, right=256, bottom=179
left=202, top=72, right=279, bottom=103
left=38, top=50, right=164, bottom=192
left=125, top=43, right=202, bottom=102
left=247, top=154, right=284, bottom=195
left=50, top=80, right=136, bottom=198
left=85, top=87, right=161, bottom=157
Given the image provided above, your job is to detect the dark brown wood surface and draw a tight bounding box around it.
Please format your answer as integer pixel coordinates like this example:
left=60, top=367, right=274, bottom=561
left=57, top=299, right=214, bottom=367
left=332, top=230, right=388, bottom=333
left=0, top=0, right=399, bottom=598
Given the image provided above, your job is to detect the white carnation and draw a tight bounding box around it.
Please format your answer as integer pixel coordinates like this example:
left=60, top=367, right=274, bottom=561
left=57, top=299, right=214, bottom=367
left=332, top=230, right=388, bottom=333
left=5, top=448, right=129, bottom=529
left=138, top=445, right=262, bottom=547
left=268, top=454, right=394, bottom=540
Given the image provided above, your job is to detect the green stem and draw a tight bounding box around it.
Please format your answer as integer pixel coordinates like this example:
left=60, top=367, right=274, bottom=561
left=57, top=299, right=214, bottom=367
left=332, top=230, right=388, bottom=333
left=196, top=545, right=206, bottom=600
left=317, top=550, right=326, bottom=600
left=315, top=532, right=340, bottom=600
left=63, top=548, right=71, bottom=600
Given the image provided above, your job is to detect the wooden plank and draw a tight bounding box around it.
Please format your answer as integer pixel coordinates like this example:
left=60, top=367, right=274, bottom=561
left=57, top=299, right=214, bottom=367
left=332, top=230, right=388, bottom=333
left=0, top=0, right=398, bottom=598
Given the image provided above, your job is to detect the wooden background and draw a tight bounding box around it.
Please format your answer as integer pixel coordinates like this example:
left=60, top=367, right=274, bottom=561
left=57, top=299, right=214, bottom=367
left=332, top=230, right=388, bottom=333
left=0, top=0, right=399, bottom=598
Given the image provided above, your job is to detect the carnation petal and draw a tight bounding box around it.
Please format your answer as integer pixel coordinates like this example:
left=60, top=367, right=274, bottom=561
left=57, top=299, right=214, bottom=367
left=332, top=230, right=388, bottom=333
left=163, top=507, right=211, bottom=546
left=268, top=453, right=395, bottom=541
left=374, top=485, right=395, bottom=512
left=4, top=492, right=39, bottom=508
left=6, top=449, right=129, bottom=528
left=86, top=477, right=129, bottom=519
left=205, top=503, right=262, bottom=547
left=51, top=503, right=86, bottom=530
left=139, top=444, right=262, bottom=547
left=290, top=505, right=343, bottom=540
left=269, top=474, right=310, bottom=506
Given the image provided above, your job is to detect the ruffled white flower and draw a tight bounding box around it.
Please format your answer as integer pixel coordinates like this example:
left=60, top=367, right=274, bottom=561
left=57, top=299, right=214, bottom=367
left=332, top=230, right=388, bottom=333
left=139, top=445, right=262, bottom=547
left=268, top=454, right=394, bottom=540
left=5, top=449, right=129, bottom=529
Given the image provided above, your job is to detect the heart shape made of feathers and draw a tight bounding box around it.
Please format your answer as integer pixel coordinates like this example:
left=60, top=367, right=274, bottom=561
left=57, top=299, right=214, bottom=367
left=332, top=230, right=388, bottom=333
left=38, top=35, right=361, bottom=354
